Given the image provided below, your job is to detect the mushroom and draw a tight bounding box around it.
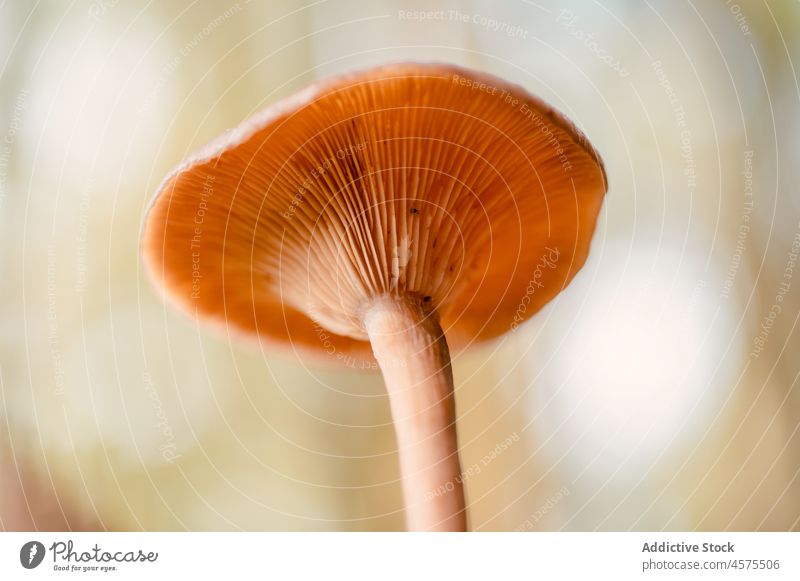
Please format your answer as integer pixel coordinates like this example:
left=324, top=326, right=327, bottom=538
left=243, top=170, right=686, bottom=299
left=142, top=62, right=606, bottom=531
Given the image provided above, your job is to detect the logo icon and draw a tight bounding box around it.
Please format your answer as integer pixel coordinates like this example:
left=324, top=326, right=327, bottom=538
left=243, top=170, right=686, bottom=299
left=20, top=541, right=46, bottom=569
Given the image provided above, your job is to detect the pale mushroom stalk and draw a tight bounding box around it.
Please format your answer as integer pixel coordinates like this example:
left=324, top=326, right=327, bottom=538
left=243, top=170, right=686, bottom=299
left=364, top=295, right=465, bottom=531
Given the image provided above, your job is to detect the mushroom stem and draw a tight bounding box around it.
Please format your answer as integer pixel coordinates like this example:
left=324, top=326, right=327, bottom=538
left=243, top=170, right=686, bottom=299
left=363, top=295, right=466, bottom=532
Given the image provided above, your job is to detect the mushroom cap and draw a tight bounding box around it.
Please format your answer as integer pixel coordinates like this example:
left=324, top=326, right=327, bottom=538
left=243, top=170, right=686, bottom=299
left=142, top=62, right=606, bottom=364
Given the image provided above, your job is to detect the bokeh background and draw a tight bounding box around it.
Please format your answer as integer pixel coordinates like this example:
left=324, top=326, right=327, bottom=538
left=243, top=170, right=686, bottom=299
left=1, top=0, right=799, bottom=531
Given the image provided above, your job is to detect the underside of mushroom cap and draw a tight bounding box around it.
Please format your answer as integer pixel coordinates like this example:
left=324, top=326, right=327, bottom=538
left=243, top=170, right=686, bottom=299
left=143, top=62, right=606, bottom=364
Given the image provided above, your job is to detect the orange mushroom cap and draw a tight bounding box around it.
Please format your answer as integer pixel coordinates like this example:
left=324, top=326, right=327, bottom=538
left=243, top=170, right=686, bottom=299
left=142, top=62, right=606, bottom=364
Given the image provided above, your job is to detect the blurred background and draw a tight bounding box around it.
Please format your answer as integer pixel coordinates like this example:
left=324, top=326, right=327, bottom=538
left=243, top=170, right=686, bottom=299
left=1, top=0, right=798, bottom=531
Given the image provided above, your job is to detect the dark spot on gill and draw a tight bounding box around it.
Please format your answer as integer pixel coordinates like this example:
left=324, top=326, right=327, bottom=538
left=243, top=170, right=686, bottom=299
left=341, top=148, right=361, bottom=184
left=340, top=118, right=364, bottom=183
